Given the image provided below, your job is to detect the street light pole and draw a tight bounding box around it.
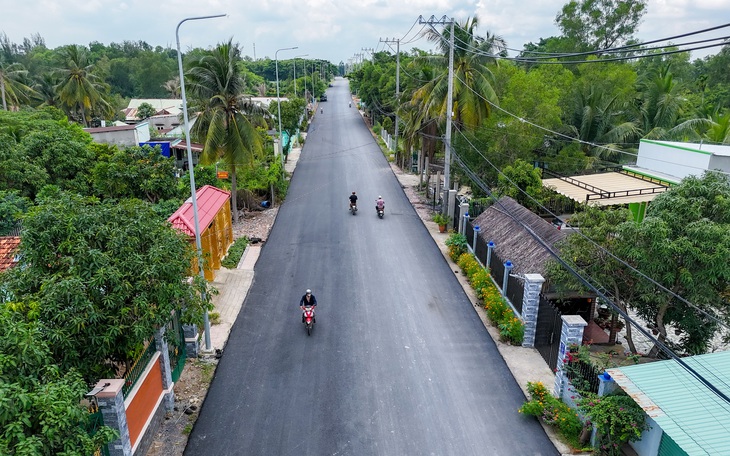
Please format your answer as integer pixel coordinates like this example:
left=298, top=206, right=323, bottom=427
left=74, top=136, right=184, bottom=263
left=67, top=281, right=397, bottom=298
left=294, top=54, right=308, bottom=98
left=175, top=13, right=226, bottom=352
left=276, top=46, right=298, bottom=161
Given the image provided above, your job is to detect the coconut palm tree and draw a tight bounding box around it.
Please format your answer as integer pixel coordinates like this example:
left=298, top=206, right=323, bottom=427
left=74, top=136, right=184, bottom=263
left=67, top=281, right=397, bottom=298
left=162, top=77, right=181, bottom=98
left=186, top=39, right=269, bottom=222
left=55, top=45, right=112, bottom=126
left=413, top=16, right=504, bottom=131
left=636, top=64, right=686, bottom=139
left=403, top=17, right=504, bottom=168
left=32, top=72, right=59, bottom=108
left=0, top=59, right=33, bottom=110
left=564, top=84, right=640, bottom=161
left=670, top=107, right=730, bottom=144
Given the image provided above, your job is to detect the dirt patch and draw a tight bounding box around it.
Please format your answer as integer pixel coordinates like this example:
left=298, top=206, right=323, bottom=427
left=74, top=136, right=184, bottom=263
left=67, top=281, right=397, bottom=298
left=146, top=358, right=217, bottom=456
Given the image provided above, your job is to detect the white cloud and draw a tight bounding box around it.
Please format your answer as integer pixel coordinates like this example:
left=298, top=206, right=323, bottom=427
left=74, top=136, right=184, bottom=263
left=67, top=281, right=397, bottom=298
left=1, top=0, right=726, bottom=63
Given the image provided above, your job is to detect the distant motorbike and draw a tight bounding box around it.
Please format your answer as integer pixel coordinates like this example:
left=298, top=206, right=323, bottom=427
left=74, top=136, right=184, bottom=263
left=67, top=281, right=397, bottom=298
left=350, top=203, right=358, bottom=215
left=349, top=102, right=352, bottom=108
left=320, top=108, right=323, bottom=114
left=303, top=305, right=315, bottom=336
left=376, top=202, right=385, bottom=219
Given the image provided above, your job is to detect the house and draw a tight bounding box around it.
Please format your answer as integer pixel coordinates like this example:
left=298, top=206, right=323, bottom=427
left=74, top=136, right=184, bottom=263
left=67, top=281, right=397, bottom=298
left=0, top=236, right=21, bottom=273
left=167, top=185, right=233, bottom=281
left=607, top=350, right=730, bottom=456
left=122, top=99, right=183, bottom=124
left=541, top=140, right=730, bottom=221
left=83, top=122, right=151, bottom=147
left=627, top=139, right=730, bottom=182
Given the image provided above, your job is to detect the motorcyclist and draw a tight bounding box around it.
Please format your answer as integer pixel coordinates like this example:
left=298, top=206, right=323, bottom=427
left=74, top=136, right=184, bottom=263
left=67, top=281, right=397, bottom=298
left=349, top=191, right=358, bottom=210
left=375, top=195, right=385, bottom=213
left=349, top=101, right=352, bottom=108
left=300, top=289, right=317, bottom=322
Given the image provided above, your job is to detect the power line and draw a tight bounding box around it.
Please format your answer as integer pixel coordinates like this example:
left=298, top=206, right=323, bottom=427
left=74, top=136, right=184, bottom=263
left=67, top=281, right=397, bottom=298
left=448, top=146, right=730, bottom=407
left=453, top=127, right=730, bottom=333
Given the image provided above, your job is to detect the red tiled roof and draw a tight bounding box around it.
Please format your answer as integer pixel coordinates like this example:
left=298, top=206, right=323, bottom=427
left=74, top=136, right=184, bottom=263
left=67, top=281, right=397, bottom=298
left=167, top=186, right=231, bottom=237
left=0, top=236, right=21, bottom=272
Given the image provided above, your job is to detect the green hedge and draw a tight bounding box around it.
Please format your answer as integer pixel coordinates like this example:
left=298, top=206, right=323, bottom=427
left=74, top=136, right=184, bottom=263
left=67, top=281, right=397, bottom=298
left=221, top=237, right=249, bottom=268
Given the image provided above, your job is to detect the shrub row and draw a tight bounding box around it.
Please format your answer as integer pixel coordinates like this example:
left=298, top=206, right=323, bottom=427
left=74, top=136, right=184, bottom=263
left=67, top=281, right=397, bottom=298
left=449, top=235, right=524, bottom=345
left=221, top=237, right=249, bottom=268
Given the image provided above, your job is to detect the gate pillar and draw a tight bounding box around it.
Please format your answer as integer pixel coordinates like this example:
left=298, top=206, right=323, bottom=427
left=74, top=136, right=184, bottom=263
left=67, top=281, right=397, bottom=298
left=553, top=315, right=587, bottom=397
left=521, top=274, right=545, bottom=348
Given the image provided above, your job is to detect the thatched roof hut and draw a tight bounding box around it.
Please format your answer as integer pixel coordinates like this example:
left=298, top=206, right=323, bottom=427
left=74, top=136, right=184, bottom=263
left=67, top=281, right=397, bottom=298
left=471, top=196, right=566, bottom=277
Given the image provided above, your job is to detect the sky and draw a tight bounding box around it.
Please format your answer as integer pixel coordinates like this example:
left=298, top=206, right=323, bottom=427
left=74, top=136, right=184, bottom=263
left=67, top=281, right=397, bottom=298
left=1, top=0, right=728, bottom=64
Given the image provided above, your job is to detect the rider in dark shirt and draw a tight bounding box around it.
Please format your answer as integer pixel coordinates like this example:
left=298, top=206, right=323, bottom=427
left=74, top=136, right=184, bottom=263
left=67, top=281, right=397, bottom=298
left=300, top=289, right=317, bottom=322
left=349, top=191, right=358, bottom=209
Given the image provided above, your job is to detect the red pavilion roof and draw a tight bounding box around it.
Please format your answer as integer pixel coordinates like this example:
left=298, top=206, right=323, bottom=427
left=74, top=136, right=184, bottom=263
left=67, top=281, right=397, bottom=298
left=168, top=185, right=231, bottom=237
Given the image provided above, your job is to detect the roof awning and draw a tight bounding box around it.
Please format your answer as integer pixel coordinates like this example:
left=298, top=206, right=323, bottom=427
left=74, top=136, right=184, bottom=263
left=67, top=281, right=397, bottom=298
left=543, top=172, right=668, bottom=206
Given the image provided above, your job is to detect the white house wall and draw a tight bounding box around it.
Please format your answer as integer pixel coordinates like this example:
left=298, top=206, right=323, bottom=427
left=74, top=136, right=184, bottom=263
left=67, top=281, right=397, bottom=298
left=637, top=140, right=712, bottom=180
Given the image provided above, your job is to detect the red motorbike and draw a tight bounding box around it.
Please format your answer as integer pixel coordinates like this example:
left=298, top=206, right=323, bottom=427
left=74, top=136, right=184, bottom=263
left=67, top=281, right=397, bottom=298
left=303, top=305, right=315, bottom=336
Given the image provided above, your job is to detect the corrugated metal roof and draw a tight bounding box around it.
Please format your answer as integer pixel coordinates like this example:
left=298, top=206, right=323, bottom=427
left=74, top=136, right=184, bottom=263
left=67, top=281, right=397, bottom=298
left=608, top=351, right=730, bottom=456
left=167, top=185, right=231, bottom=237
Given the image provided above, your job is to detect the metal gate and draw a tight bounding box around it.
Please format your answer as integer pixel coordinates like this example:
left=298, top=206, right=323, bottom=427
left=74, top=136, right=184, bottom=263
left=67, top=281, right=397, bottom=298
left=535, top=296, right=562, bottom=371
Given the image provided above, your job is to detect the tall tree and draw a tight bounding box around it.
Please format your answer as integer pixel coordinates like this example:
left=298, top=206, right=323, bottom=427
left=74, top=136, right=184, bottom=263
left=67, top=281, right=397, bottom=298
left=55, top=45, right=112, bottom=126
left=0, top=307, right=117, bottom=455
left=1, top=189, right=212, bottom=382
left=186, top=39, right=268, bottom=221
left=555, top=0, right=648, bottom=52
left=405, top=16, right=504, bottom=167
left=615, top=172, right=730, bottom=355
left=0, top=60, right=33, bottom=110
left=635, top=64, right=687, bottom=139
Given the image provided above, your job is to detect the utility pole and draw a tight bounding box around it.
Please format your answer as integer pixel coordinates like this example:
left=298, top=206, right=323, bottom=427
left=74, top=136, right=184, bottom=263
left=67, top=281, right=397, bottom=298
left=419, top=15, right=454, bottom=215
left=361, top=47, right=374, bottom=61
left=380, top=38, right=400, bottom=166
left=253, top=42, right=256, bottom=60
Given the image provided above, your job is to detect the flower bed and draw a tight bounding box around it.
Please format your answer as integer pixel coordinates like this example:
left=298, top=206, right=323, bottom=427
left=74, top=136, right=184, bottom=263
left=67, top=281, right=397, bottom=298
left=519, top=381, right=588, bottom=450
left=448, top=234, right=524, bottom=345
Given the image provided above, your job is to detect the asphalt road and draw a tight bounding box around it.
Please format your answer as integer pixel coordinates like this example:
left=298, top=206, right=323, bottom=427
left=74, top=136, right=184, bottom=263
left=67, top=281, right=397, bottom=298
left=184, top=78, right=557, bottom=456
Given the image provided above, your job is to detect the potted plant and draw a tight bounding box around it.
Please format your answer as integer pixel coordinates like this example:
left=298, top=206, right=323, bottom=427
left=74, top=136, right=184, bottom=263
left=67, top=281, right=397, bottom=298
left=432, top=213, right=452, bottom=233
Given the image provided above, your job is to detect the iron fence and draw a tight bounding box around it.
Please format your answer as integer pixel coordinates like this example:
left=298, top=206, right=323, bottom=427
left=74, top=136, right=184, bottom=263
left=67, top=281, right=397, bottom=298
left=506, top=274, right=524, bottom=315
left=122, top=338, right=157, bottom=397
left=565, top=359, right=601, bottom=394
left=167, top=311, right=186, bottom=383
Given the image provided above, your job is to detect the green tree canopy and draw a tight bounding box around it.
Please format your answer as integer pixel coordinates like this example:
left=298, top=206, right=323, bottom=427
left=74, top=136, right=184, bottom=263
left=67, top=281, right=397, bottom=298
left=1, top=189, right=212, bottom=382
left=0, top=307, right=117, bottom=455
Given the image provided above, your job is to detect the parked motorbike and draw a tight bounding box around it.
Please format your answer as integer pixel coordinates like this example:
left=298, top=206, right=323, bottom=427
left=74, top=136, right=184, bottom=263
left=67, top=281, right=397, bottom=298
left=303, top=305, right=315, bottom=336
left=350, top=203, right=358, bottom=215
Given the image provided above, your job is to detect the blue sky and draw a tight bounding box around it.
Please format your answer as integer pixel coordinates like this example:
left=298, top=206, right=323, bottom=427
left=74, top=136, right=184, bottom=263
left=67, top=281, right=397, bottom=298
left=1, top=0, right=728, bottom=63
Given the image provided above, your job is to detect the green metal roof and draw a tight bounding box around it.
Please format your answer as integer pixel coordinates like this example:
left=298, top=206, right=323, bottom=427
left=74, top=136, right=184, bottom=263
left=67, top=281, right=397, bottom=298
left=608, top=351, right=730, bottom=456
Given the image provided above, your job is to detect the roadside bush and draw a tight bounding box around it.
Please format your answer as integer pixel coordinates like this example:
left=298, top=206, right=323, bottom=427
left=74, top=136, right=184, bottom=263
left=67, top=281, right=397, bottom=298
left=221, top=237, right=249, bottom=268
left=445, top=232, right=468, bottom=261
left=520, top=381, right=585, bottom=450
left=454, top=251, right=524, bottom=345
left=578, top=392, right=649, bottom=456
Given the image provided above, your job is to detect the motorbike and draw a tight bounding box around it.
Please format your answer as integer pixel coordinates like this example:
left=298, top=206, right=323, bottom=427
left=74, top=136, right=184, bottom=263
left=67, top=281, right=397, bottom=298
left=320, top=108, right=323, bottom=114
left=376, top=203, right=385, bottom=219
left=349, top=102, right=352, bottom=108
left=350, top=202, right=358, bottom=215
left=303, top=305, right=315, bottom=336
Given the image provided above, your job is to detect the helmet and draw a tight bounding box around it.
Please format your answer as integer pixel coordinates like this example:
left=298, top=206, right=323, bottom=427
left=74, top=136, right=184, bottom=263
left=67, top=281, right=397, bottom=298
left=378, top=196, right=382, bottom=199
left=306, top=289, right=312, bottom=294
left=352, top=191, right=356, bottom=194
